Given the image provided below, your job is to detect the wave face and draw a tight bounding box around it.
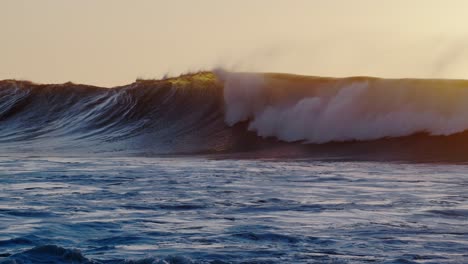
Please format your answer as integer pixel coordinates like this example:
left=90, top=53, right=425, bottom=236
left=3, top=71, right=468, bottom=159
left=0, top=73, right=243, bottom=155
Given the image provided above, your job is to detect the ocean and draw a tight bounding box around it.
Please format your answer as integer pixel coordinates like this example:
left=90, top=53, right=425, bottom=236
left=0, top=71, right=467, bottom=263
left=1, top=157, right=467, bottom=264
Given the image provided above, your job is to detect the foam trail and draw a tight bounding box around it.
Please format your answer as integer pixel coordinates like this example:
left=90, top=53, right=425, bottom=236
left=217, top=70, right=468, bottom=143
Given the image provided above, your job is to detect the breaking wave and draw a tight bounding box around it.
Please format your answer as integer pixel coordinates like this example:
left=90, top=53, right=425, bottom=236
left=217, top=69, right=468, bottom=142
left=2, top=70, right=468, bottom=159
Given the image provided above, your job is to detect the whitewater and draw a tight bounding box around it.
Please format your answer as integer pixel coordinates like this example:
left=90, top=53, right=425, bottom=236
left=0, top=71, right=467, bottom=263
left=218, top=70, right=468, bottom=143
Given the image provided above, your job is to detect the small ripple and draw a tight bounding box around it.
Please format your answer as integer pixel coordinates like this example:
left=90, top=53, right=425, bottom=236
left=425, top=209, right=468, bottom=218
left=231, top=232, right=300, bottom=244
left=0, top=209, right=54, bottom=218
left=0, top=237, right=34, bottom=247
left=158, top=203, right=208, bottom=210
left=87, top=236, right=144, bottom=245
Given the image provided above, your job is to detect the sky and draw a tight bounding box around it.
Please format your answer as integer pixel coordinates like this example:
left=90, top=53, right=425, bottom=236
left=1, top=0, right=468, bottom=86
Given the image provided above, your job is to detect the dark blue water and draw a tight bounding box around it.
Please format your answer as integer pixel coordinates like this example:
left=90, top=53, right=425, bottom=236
left=0, top=157, right=467, bottom=263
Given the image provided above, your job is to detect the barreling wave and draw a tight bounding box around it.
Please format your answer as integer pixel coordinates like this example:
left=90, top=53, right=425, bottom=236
left=2, top=70, right=468, bottom=160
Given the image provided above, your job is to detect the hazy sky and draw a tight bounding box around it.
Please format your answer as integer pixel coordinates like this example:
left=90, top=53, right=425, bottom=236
left=1, top=0, right=468, bottom=86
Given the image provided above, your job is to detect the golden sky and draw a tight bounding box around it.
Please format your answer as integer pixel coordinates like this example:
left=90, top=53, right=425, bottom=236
left=1, top=0, right=468, bottom=86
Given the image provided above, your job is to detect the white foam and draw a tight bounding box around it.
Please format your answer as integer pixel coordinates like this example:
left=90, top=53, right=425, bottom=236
left=216, top=70, right=468, bottom=143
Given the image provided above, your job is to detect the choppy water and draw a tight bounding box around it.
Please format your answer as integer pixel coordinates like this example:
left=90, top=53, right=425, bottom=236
left=0, top=157, right=467, bottom=263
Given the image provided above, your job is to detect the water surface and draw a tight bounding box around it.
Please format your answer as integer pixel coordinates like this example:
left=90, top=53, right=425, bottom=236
left=0, top=157, right=467, bottom=263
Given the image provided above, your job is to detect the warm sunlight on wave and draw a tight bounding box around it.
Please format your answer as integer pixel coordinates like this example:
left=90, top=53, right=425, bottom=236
left=217, top=70, right=468, bottom=143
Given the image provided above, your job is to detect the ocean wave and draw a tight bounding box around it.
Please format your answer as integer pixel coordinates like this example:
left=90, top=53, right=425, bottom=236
left=0, top=245, right=201, bottom=264
left=2, top=70, right=468, bottom=159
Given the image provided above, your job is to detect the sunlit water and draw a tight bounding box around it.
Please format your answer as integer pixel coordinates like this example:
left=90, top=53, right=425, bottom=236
left=0, top=157, right=467, bottom=264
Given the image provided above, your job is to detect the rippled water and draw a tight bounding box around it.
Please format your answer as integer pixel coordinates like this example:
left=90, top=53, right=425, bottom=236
left=0, top=157, right=467, bottom=263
